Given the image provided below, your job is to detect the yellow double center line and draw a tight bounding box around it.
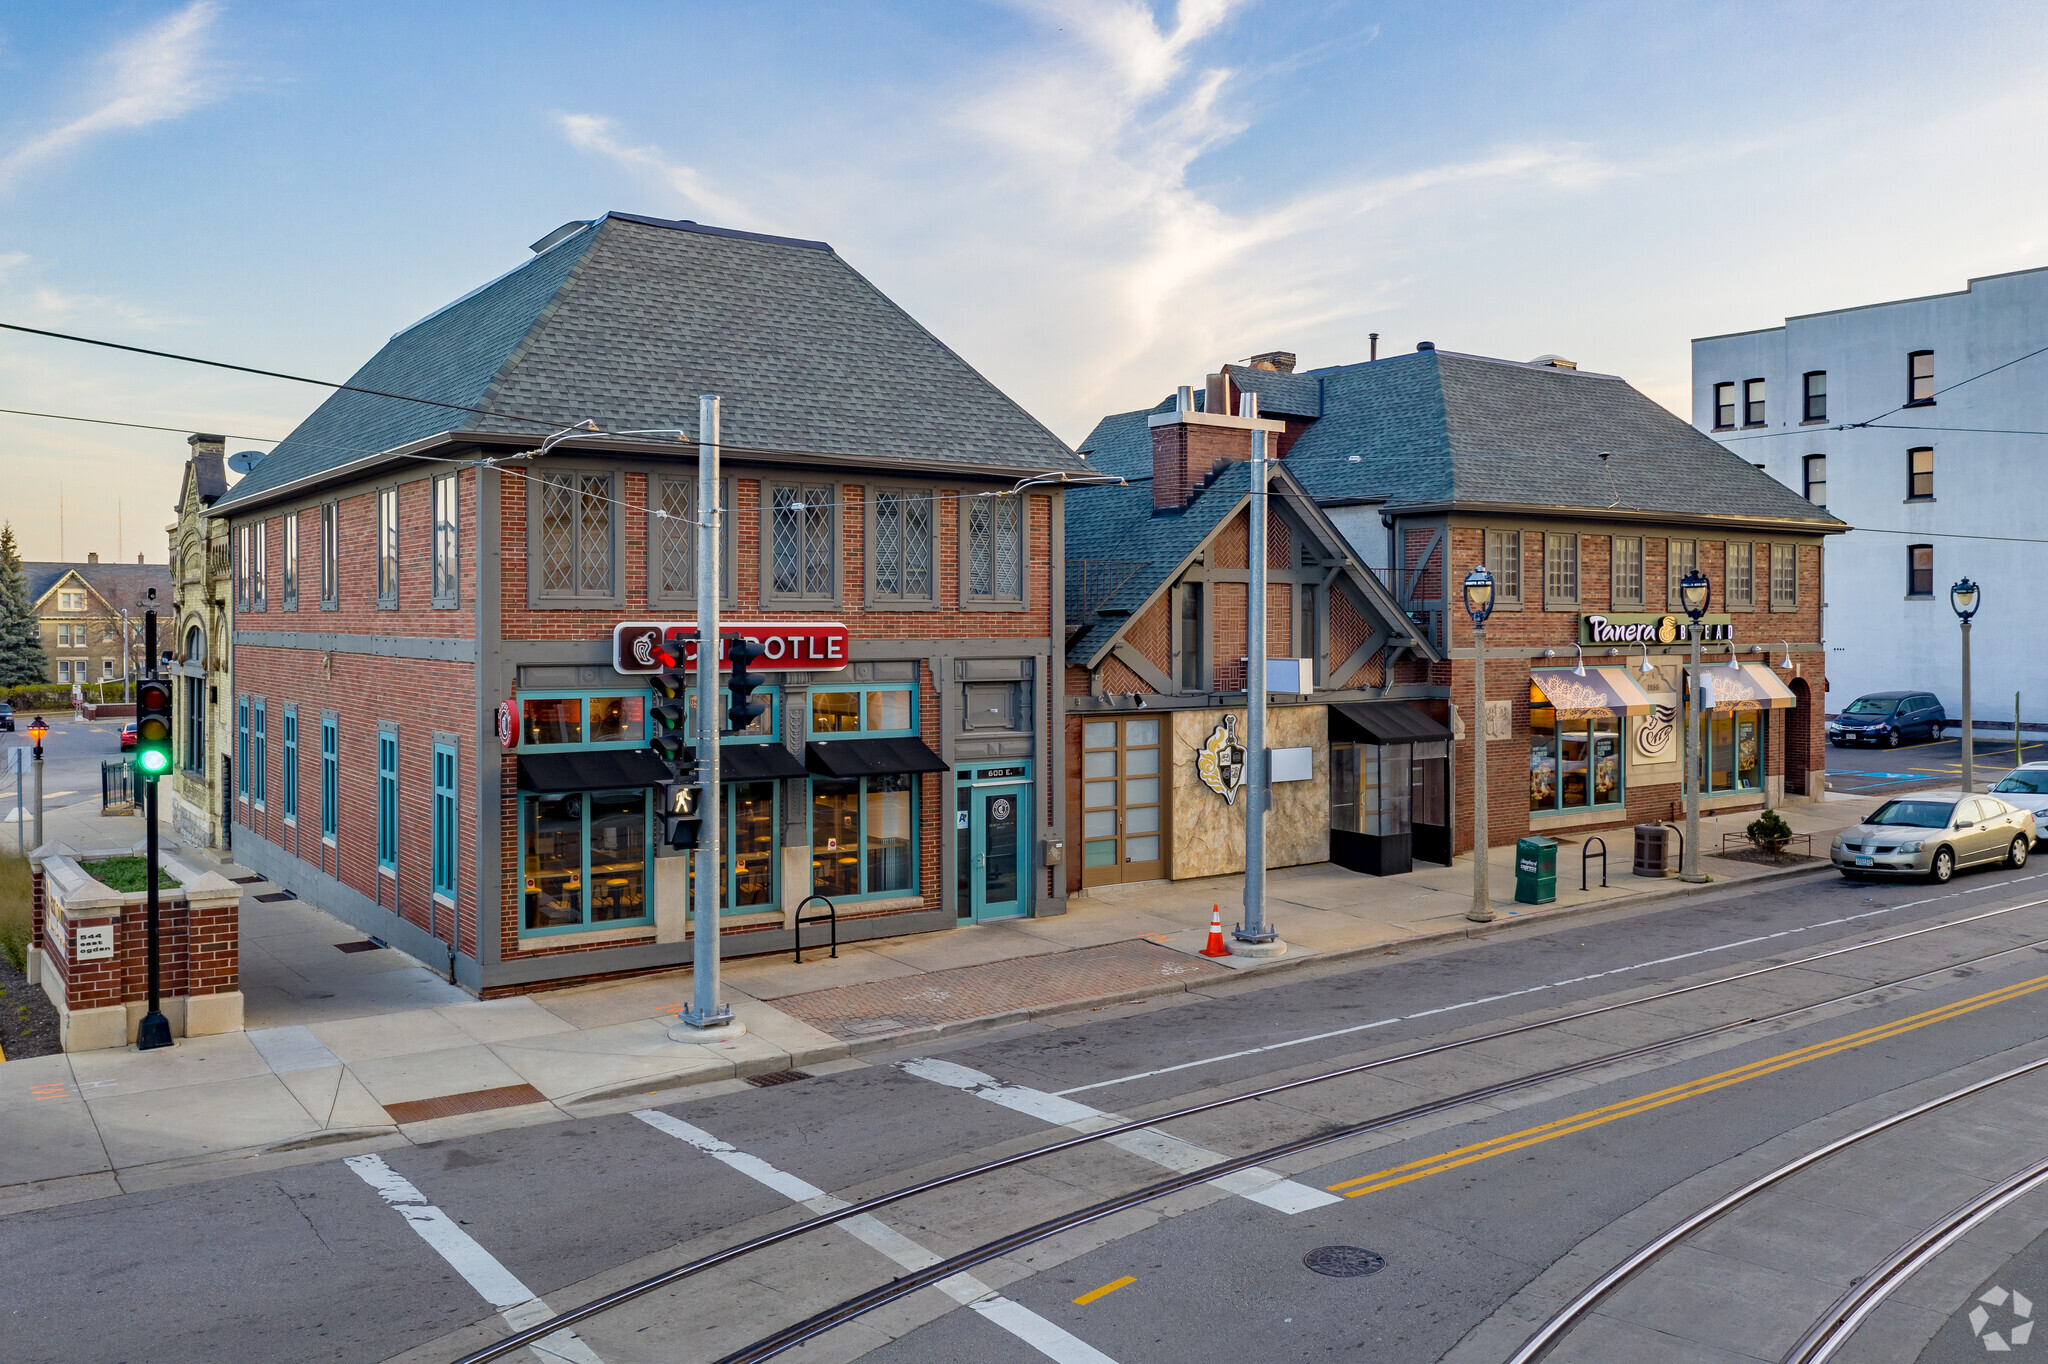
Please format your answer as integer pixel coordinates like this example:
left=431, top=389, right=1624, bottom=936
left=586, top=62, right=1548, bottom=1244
left=1327, top=970, right=2048, bottom=1199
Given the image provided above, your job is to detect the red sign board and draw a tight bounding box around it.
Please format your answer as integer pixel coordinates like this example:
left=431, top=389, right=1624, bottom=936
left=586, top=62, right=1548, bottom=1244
left=496, top=700, right=518, bottom=749
left=611, top=621, right=850, bottom=675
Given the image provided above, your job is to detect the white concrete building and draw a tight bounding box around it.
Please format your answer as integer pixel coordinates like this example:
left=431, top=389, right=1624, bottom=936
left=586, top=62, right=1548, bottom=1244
left=1692, top=267, right=2048, bottom=730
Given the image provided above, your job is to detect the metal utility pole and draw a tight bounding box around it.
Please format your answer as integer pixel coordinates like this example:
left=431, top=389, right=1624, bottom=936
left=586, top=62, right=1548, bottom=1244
left=1469, top=622, right=1492, bottom=922
left=1233, top=424, right=1281, bottom=957
left=675, top=395, right=739, bottom=1035
left=136, top=607, right=171, bottom=1051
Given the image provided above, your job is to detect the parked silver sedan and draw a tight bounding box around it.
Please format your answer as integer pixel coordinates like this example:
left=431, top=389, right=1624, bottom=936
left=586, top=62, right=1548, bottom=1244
left=1831, top=795, right=2037, bottom=883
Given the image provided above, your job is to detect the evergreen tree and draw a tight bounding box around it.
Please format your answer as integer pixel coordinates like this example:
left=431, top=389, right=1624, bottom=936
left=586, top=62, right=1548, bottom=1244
left=0, top=522, right=49, bottom=686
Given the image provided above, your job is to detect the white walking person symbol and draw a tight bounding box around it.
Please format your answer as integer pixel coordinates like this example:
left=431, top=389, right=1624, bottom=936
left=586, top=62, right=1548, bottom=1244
left=1970, top=1285, right=2034, bottom=1351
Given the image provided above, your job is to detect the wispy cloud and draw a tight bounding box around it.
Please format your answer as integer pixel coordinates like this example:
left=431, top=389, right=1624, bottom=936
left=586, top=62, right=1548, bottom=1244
left=556, top=113, right=765, bottom=231
left=0, top=2, right=224, bottom=189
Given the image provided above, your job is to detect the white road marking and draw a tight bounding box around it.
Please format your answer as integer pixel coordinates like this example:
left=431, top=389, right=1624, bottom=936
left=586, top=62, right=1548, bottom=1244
left=344, top=1153, right=603, bottom=1364
left=900, top=1057, right=1340, bottom=1214
left=1055, top=871, right=2048, bottom=1095
left=632, top=1110, right=1119, bottom=1364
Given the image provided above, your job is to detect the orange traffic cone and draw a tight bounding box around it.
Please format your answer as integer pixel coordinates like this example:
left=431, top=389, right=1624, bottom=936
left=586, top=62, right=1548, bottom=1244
left=1200, top=905, right=1230, bottom=957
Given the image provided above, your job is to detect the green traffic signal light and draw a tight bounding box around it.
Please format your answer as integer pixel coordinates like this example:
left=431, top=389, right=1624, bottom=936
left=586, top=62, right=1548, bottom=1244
left=138, top=748, right=171, bottom=774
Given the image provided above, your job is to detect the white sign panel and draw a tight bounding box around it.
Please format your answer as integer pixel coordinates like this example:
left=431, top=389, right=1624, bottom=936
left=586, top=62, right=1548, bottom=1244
left=6, top=747, right=27, bottom=774
left=74, top=923, right=114, bottom=961
left=1269, top=746, right=1314, bottom=783
left=1265, top=659, right=1314, bottom=695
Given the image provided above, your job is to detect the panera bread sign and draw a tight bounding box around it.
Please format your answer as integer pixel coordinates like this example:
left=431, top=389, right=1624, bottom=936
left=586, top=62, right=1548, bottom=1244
left=1579, top=613, right=1732, bottom=646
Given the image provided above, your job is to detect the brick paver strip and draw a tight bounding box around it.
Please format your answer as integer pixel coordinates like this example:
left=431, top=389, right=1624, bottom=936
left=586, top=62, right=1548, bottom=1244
left=776, top=939, right=1233, bottom=1041
left=383, top=1083, right=548, bottom=1125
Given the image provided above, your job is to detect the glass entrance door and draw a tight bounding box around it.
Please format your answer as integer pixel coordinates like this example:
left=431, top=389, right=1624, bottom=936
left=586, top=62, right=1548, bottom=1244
left=964, top=780, right=1031, bottom=920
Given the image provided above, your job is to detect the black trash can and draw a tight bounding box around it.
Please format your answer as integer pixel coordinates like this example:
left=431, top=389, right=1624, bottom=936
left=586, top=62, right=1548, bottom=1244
left=1633, top=824, right=1668, bottom=877
left=1515, top=836, right=1557, bottom=905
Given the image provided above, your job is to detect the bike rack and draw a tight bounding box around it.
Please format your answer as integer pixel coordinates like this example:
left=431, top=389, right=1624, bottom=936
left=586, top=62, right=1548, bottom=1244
left=793, top=894, right=838, bottom=964
left=1583, top=836, right=1607, bottom=891
left=1661, top=822, right=1685, bottom=872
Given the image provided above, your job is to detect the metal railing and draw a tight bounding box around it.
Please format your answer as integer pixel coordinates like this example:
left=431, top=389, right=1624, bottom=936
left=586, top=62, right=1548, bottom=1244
left=101, top=759, right=135, bottom=810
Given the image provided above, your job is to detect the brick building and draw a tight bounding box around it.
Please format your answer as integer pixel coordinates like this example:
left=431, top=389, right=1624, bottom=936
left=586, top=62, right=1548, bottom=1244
left=23, top=556, right=170, bottom=688
left=1065, top=345, right=1844, bottom=888
left=206, top=212, right=1087, bottom=994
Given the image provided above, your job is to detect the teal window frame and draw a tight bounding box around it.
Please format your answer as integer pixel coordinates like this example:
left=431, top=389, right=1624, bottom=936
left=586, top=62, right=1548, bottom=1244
left=237, top=697, right=249, bottom=798
left=518, top=687, right=658, bottom=751
left=808, top=683, right=920, bottom=903
left=377, top=731, right=398, bottom=872
left=320, top=716, right=337, bottom=842
left=252, top=701, right=268, bottom=808
left=1528, top=674, right=1627, bottom=815
left=688, top=780, right=782, bottom=919
left=282, top=709, right=298, bottom=822
left=517, top=788, right=656, bottom=936
left=432, top=742, right=457, bottom=902
left=1686, top=699, right=1770, bottom=794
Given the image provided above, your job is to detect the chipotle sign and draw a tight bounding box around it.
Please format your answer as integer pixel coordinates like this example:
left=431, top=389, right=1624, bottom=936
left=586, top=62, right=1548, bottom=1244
left=611, top=620, right=850, bottom=675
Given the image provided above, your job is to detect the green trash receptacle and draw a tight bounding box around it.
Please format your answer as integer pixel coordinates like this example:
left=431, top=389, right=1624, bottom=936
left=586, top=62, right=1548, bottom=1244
left=1515, top=836, right=1558, bottom=905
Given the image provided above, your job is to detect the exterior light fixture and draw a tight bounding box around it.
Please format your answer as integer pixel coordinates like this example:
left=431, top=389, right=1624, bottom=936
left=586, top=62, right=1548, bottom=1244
left=1950, top=577, right=1980, bottom=621
left=27, top=715, right=49, bottom=751
left=1462, top=563, right=1497, bottom=925
left=1461, top=565, right=1495, bottom=625
left=1573, top=643, right=1587, bottom=677
left=1780, top=641, right=1793, bottom=669
left=1639, top=644, right=1655, bottom=675
left=1678, top=568, right=1711, bottom=622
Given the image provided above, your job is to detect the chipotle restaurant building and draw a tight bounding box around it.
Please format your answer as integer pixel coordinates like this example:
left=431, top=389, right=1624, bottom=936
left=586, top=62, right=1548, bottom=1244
left=207, top=212, right=1084, bottom=995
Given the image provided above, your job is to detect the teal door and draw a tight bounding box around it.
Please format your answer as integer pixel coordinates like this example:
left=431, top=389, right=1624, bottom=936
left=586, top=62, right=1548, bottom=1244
left=966, top=780, right=1032, bottom=921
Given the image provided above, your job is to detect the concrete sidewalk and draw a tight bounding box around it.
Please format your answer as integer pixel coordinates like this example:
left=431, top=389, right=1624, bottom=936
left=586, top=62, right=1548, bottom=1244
left=0, top=793, right=1878, bottom=1213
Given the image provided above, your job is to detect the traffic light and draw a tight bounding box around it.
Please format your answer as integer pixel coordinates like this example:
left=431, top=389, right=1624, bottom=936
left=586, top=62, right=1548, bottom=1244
left=134, top=677, right=174, bottom=778
left=726, top=636, right=767, bottom=733
left=649, top=642, right=692, bottom=759
left=660, top=780, right=703, bottom=850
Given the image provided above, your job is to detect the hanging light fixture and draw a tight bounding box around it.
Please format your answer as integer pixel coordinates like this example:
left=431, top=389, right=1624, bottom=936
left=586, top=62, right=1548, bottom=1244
left=1573, top=643, right=1587, bottom=677
left=1639, top=642, right=1655, bottom=675
left=1780, top=640, right=1793, bottom=669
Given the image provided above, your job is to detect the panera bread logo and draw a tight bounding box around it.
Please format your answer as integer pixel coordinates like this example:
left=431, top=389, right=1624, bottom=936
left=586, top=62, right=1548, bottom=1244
left=1581, top=613, right=1731, bottom=645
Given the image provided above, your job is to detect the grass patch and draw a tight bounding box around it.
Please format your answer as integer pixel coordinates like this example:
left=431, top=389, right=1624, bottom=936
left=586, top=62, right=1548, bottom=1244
left=0, top=850, right=28, bottom=973
left=80, top=856, right=179, bottom=893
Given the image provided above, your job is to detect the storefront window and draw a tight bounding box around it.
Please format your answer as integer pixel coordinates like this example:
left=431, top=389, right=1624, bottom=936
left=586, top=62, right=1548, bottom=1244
left=587, top=790, right=649, bottom=923
left=522, top=692, right=648, bottom=748
left=524, top=793, right=586, bottom=930
left=1686, top=702, right=1767, bottom=793
left=810, top=684, right=921, bottom=899
left=522, top=789, right=653, bottom=932
left=810, top=688, right=916, bottom=735
left=1530, top=685, right=1625, bottom=814
left=685, top=781, right=780, bottom=915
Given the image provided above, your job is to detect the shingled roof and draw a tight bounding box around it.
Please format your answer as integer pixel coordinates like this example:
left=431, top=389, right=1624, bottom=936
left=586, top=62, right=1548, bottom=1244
left=25, top=561, right=172, bottom=611
left=215, top=213, right=1084, bottom=510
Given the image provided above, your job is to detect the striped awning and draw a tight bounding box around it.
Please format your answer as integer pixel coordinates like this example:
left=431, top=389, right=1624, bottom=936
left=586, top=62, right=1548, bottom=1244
left=1530, top=667, right=1655, bottom=720
left=1687, top=663, right=1798, bottom=711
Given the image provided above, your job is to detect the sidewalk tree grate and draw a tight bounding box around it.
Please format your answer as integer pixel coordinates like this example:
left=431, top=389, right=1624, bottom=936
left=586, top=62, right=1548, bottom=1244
left=383, top=1083, right=548, bottom=1125
left=334, top=940, right=384, bottom=954
left=1303, top=1246, right=1385, bottom=1278
left=744, top=1070, right=811, bottom=1088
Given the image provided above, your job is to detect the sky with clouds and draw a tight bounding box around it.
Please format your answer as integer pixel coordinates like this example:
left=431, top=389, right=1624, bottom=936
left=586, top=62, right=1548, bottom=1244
left=1, top=0, right=2044, bottom=562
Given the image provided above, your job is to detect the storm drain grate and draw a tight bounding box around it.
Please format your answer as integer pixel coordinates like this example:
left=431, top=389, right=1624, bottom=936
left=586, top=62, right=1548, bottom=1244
left=383, top=1083, right=549, bottom=1125
left=254, top=891, right=297, bottom=903
left=1303, top=1246, right=1385, bottom=1278
left=334, top=939, right=384, bottom=954
left=229, top=875, right=266, bottom=885
left=744, top=1070, right=812, bottom=1088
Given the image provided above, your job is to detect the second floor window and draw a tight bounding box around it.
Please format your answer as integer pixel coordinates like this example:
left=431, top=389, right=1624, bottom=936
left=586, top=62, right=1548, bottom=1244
left=1909, top=350, right=1935, bottom=405
left=1727, top=541, right=1754, bottom=607
left=1770, top=543, right=1797, bottom=608
left=1484, top=529, right=1522, bottom=604
left=1611, top=535, right=1642, bottom=607
left=376, top=487, right=398, bottom=606
left=1743, top=378, right=1766, bottom=426
left=535, top=470, right=616, bottom=601
left=1667, top=537, right=1697, bottom=606
left=1713, top=383, right=1735, bottom=429
left=769, top=482, right=834, bottom=600
left=320, top=502, right=339, bottom=607
left=281, top=513, right=298, bottom=610
left=58, top=588, right=85, bottom=612
left=1804, top=455, right=1827, bottom=506
left=1543, top=532, right=1578, bottom=606
left=870, top=489, right=934, bottom=604
left=1803, top=371, right=1827, bottom=421
left=432, top=472, right=459, bottom=605
left=1178, top=582, right=1204, bottom=690
left=1908, top=448, right=1934, bottom=500
left=1908, top=544, right=1933, bottom=597
left=965, top=494, right=1024, bottom=604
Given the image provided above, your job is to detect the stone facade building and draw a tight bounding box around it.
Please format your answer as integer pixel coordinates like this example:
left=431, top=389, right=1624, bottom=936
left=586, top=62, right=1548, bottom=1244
left=167, top=434, right=237, bottom=849
left=205, top=212, right=1086, bottom=995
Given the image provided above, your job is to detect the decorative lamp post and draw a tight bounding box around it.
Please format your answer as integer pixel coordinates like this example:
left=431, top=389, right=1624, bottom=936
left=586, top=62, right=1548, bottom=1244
left=1952, top=578, right=1980, bottom=794
left=1678, top=569, right=1711, bottom=883
left=26, top=715, right=47, bottom=852
left=1463, top=565, right=1496, bottom=923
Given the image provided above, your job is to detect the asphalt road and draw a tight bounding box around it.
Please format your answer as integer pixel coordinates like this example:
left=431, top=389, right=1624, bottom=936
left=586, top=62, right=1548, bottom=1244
left=0, top=713, right=125, bottom=839
left=11, top=861, right=2048, bottom=1361
left=1826, top=729, right=2046, bottom=795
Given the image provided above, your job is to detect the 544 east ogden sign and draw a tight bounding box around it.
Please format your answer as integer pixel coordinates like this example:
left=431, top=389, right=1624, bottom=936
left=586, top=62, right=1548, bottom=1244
left=612, top=620, right=851, bottom=675
left=1579, top=612, right=1732, bottom=646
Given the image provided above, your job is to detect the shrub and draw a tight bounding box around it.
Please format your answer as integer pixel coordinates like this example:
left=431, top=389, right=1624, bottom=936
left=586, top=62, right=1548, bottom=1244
left=0, top=850, right=29, bottom=973
left=1746, top=808, right=1794, bottom=853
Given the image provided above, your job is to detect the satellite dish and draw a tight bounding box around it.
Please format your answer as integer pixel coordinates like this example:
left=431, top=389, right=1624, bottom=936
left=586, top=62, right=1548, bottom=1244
left=227, top=450, right=266, bottom=475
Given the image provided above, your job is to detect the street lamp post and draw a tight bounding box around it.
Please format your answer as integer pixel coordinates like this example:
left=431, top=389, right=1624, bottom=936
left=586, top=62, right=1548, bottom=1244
left=27, top=715, right=47, bottom=852
left=1952, top=578, right=1980, bottom=794
left=1678, top=569, right=1712, bottom=883
left=1463, top=566, right=1496, bottom=923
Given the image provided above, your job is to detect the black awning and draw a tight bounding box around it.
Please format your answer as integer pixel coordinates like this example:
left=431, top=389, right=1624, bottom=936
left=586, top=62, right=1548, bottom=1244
left=517, top=749, right=673, bottom=793
left=1329, top=701, right=1453, bottom=745
left=718, top=742, right=811, bottom=782
left=805, top=736, right=950, bottom=779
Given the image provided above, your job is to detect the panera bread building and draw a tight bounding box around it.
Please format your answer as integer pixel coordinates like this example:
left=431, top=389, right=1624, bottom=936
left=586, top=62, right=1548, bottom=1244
left=206, top=213, right=1084, bottom=994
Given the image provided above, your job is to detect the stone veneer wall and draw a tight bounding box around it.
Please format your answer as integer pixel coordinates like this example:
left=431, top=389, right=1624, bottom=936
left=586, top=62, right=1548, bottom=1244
left=1169, top=704, right=1329, bottom=880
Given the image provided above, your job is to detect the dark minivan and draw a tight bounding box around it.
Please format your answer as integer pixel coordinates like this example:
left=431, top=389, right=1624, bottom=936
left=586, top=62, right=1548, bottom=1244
left=1827, top=691, right=1946, bottom=748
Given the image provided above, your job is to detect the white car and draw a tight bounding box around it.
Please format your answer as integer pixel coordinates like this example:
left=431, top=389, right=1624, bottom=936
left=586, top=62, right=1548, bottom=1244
left=1991, top=762, right=2048, bottom=846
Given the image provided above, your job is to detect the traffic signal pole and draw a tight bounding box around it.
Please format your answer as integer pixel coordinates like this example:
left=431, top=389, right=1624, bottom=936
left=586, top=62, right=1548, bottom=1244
left=136, top=606, right=172, bottom=1051
left=674, top=394, right=739, bottom=1037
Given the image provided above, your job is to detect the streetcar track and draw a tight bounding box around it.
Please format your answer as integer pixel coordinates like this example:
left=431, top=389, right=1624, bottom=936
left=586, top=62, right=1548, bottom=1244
left=450, top=891, right=2048, bottom=1364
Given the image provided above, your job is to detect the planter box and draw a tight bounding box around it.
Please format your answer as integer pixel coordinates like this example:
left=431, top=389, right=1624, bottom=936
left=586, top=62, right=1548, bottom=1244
left=28, top=840, right=244, bottom=1051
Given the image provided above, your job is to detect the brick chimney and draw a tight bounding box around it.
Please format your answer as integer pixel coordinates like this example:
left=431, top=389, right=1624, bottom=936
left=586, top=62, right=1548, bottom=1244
left=88, top=552, right=99, bottom=563
left=1148, top=382, right=1285, bottom=514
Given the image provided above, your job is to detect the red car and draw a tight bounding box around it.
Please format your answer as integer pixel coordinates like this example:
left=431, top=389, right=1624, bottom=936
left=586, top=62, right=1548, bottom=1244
left=120, top=722, right=137, bottom=751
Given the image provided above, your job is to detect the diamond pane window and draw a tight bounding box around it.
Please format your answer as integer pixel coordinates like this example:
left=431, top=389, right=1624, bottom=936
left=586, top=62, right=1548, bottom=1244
left=871, top=489, right=934, bottom=603
left=966, top=494, right=1024, bottom=604
left=535, top=471, right=614, bottom=600
left=770, top=484, right=833, bottom=599
left=660, top=478, right=695, bottom=597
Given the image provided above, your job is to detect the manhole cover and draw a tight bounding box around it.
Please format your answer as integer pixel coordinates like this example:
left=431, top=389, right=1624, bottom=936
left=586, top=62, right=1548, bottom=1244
left=1303, top=1246, right=1385, bottom=1278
